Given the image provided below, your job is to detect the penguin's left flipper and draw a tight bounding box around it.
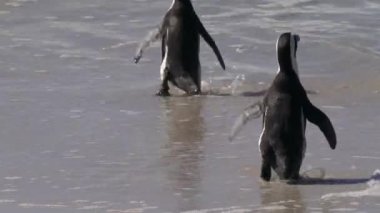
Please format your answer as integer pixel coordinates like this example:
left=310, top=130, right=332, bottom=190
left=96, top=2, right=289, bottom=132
left=134, top=25, right=165, bottom=64
left=304, top=99, right=337, bottom=149
left=196, top=16, right=225, bottom=70
left=229, top=101, right=263, bottom=141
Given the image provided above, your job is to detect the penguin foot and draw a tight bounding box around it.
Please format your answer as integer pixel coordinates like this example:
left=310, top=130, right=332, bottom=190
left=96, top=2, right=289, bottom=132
left=156, top=89, right=170, bottom=97
left=260, top=161, right=271, bottom=182
left=285, top=174, right=301, bottom=184
left=260, top=174, right=271, bottom=182
left=260, top=170, right=271, bottom=182
left=188, top=89, right=201, bottom=96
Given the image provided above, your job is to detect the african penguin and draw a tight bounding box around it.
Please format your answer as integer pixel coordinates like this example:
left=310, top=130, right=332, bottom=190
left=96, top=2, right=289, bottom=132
left=229, top=33, right=337, bottom=182
left=258, top=32, right=337, bottom=181
left=134, top=0, right=225, bottom=96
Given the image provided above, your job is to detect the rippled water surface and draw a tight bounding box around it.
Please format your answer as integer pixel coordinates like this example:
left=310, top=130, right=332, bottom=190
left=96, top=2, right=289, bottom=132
left=1, top=0, right=380, bottom=212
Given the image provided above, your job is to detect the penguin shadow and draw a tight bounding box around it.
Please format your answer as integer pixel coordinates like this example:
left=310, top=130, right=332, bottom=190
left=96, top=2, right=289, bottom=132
left=159, top=96, right=205, bottom=212
left=289, top=170, right=380, bottom=185
left=259, top=182, right=306, bottom=213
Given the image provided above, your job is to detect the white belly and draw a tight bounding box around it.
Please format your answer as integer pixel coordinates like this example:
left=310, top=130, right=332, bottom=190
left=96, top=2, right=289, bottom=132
left=160, top=45, right=168, bottom=80
left=258, top=108, right=268, bottom=153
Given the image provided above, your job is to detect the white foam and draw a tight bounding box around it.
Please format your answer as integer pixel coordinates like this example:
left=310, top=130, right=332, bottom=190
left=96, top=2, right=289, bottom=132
left=78, top=205, right=106, bottom=210
left=255, top=205, right=288, bottom=211
left=321, top=170, right=380, bottom=200
left=352, top=156, right=380, bottom=160
left=119, top=110, right=142, bottom=116
left=6, top=2, right=22, bottom=7
left=328, top=208, right=357, bottom=212
left=0, top=200, right=16, bottom=203
left=107, top=206, right=158, bottom=213
left=19, top=203, right=67, bottom=208
left=322, top=105, right=345, bottom=110
left=1, top=189, right=18, bottom=192
left=183, top=206, right=253, bottom=213
left=4, top=176, right=22, bottom=180
left=229, top=74, right=245, bottom=95
left=0, top=11, right=10, bottom=15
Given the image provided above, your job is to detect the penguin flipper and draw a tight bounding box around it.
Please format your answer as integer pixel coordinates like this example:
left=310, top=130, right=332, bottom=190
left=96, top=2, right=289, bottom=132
left=134, top=19, right=167, bottom=64
left=304, top=101, right=337, bottom=149
left=134, top=27, right=161, bottom=63
left=229, top=101, right=263, bottom=141
left=196, top=16, right=225, bottom=70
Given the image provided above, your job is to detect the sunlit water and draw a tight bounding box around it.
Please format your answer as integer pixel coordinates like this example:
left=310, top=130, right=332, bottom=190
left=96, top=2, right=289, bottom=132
left=1, top=0, right=380, bottom=212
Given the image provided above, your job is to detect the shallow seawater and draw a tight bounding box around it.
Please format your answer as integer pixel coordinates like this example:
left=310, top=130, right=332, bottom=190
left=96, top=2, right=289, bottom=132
left=1, top=0, right=380, bottom=212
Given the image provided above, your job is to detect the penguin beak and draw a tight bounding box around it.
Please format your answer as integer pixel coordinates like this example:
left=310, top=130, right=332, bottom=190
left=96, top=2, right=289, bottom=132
left=293, top=34, right=300, bottom=58
left=294, top=34, right=300, bottom=42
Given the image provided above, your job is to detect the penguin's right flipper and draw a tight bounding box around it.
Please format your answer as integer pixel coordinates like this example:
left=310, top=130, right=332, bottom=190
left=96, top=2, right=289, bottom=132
left=295, top=78, right=337, bottom=149
left=196, top=16, right=225, bottom=70
left=229, top=101, right=263, bottom=141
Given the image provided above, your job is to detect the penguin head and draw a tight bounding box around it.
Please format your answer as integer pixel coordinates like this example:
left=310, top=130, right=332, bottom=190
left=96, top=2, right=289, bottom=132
left=276, top=32, right=300, bottom=75
left=172, top=0, right=193, bottom=8
left=175, top=0, right=192, bottom=4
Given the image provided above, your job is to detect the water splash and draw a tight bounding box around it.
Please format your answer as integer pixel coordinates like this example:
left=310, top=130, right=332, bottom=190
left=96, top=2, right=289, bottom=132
left=229, top=74, right=246, bottom=95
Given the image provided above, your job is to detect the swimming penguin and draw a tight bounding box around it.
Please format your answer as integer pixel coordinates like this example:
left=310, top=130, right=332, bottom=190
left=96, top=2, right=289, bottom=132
left=134, top=0, right=226, bottom=96
left=230, top=32, right=337, bottom=182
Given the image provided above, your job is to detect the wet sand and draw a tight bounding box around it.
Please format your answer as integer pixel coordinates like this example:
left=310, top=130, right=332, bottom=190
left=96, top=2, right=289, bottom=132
left=1, top=73, right=380, bottom=212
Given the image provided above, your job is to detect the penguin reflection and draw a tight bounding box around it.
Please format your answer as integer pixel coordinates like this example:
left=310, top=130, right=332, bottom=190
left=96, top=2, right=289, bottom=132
left=161, top=97, right=205, bottom=211
left=260, top=183, right=306, bottom=213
